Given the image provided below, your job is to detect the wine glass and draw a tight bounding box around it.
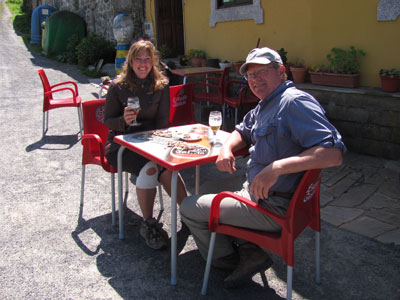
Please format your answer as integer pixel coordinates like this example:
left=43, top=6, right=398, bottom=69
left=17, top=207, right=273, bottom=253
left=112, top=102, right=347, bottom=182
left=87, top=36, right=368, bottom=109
left=209, top=110, right=222, bottom=146
left=127, top=97, right=141, bottom=126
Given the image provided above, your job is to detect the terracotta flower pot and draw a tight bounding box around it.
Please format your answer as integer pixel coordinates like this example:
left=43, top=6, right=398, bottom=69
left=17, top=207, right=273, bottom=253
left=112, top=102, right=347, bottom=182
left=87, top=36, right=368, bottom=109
left=380, top=75, right=400, bottom=92
left=191, top=57, right=206, bottom=67
left=290, top=66, right=307, bottom=83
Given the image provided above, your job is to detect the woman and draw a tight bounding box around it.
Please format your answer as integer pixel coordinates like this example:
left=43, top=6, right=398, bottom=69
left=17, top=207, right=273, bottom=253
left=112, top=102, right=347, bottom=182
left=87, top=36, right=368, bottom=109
left=104, top=39, right=187, bottom=250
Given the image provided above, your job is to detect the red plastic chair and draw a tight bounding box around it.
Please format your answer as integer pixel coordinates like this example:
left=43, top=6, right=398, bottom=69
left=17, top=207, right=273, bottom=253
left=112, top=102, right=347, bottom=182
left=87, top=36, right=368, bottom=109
left=80, top=99, right=164, bottom=226
left=201, top=169, right=322, bottom=299
left=37, top=69, right=83, bottom=137
left=169, top=83, right=195, bottom=126
left=223, top=80, right=259, bottom=125
left=192, top=67, right=230, bottom=128
left=80, top=99, right=120, bottom=226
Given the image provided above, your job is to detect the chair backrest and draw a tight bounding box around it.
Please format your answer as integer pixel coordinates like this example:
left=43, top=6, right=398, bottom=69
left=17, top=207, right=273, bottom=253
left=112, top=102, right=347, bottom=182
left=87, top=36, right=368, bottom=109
left=217, top=67, right=230, bottom=98
left=81, top=99, right=109, bottom=154
left=169, top=83, right=195, bottom=126
left=37, top=69, right=52, bottom=100
left=285, top=169, right=322, bottom=239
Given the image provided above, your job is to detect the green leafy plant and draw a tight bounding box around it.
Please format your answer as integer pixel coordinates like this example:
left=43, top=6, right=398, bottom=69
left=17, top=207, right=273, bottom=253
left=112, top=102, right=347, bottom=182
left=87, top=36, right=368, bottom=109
left=278, top=48, right=288, bottom=65
left=76, top=33, right=116, bottom=67
left=179, top=55, right=189, bottom=66
left=326, top=46, right=366, bottom=74
left=379, top=68, right=400, bottom=79
left=187, top=49, right=206, bottom=59
left=57, top=34, right=82, bottom=64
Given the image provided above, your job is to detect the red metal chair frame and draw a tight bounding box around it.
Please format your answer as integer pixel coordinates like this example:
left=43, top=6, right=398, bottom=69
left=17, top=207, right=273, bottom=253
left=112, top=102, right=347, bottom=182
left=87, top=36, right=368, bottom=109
left=223, top=79, right=259, bottom=125
left=192, top=67, right=230, bottom=128
left=201, top=169, right=322, bottom=299
left=37, top=69, right=83, bottom=137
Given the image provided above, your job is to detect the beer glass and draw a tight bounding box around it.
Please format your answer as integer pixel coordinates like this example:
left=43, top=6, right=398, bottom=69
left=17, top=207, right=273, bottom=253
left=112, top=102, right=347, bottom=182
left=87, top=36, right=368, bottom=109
left=208, top=110, right=222, bottom=145
left=127, top=97, right=141, bottom=126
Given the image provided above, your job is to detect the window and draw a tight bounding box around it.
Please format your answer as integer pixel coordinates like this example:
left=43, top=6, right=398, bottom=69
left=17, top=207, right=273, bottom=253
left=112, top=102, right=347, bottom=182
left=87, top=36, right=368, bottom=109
left=210, top=0, right=263, bottom=27
left=217, top=0, right=253, bottom=9
left=377, top=0, right=400, bottom=21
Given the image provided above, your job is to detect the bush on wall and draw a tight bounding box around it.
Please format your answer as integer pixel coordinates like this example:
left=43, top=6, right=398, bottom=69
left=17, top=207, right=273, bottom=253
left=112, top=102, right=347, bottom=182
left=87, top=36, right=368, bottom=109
left=76, top=33, right=116, bottom=67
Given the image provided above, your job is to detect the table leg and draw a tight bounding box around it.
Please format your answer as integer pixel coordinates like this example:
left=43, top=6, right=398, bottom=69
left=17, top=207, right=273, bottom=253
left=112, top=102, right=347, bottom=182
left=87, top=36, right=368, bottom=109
left=117, top=146, right=126, bottom=240
left=171, top=171, right=178, bottom=285
left=195, top=165, right=200, bottom=195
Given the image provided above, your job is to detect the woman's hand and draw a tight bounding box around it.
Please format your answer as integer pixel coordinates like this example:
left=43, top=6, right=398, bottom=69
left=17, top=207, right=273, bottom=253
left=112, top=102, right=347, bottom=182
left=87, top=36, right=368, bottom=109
left=123, top=106, right=138, bottom=125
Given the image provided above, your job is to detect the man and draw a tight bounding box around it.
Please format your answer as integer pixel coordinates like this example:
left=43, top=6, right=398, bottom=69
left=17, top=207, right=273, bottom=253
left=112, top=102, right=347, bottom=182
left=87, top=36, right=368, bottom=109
left=180, top=47, right=346, bottom=288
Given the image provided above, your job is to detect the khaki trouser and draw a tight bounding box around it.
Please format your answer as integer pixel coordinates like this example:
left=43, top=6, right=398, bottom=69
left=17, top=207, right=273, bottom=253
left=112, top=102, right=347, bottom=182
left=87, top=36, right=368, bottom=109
left=179, top=182, right=287, bottom=261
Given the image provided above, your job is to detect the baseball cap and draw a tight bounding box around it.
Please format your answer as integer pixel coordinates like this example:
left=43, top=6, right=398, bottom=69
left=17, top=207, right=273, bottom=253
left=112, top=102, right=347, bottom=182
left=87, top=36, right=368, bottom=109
left=239, top=47, right=283, bottom=76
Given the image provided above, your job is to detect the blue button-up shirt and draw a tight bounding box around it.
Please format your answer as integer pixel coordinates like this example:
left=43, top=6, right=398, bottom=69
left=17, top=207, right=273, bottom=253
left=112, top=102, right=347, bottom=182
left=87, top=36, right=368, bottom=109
left=236, top=81, right=346, bottom=207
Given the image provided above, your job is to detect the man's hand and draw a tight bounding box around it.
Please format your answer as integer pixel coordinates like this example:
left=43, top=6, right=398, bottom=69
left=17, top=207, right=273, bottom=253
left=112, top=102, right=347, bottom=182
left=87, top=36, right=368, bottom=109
left=250, top=165, right=280, bottom=200
left=216, top=147, right=236, bottom=174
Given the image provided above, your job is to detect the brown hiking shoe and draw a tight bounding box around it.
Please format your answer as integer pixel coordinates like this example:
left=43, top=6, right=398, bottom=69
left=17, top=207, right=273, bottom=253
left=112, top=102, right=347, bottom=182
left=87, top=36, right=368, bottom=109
left=223, top=243, right=273, bottom=288
left=139, top=218, right=168, bottom=250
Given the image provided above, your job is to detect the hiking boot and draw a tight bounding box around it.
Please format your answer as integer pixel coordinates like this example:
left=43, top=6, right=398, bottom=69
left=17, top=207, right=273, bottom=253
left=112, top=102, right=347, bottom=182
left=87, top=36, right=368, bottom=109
left=139, top=218, right=168, bottom=250
left=223, top=243, right=273, bottom=289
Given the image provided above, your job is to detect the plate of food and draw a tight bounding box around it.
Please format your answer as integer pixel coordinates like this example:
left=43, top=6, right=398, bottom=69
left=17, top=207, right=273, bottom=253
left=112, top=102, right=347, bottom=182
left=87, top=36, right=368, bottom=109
left=179, top=133, right=202, bottom=142
left=170, top=143, right=210, bottom=159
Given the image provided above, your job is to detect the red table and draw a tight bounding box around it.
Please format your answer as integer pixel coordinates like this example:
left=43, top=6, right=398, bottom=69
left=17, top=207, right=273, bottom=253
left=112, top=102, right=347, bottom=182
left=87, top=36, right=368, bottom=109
left=171, top=66, right=223, bottom=84
left=114, top=124, right=234, bottom=285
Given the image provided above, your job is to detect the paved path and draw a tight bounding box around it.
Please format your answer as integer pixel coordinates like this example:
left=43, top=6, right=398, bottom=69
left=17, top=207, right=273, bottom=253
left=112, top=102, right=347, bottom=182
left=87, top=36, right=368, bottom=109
left=0, top=1, right=399, bottom=299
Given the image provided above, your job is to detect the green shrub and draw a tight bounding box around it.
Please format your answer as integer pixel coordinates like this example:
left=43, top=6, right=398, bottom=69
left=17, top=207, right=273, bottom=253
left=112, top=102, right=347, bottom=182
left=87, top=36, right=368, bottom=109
left=76, top=33, right=116, bottom=67
left=65, top=34, right=81, bottom=64
left=327, top=46, right=366, bottom=74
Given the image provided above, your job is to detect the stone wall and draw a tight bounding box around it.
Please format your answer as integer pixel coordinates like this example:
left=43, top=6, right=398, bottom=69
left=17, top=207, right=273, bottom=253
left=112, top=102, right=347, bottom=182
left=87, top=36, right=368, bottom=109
left=298, top=84, right=400, bottom=160
left=32, top=0, right=144, bottom=42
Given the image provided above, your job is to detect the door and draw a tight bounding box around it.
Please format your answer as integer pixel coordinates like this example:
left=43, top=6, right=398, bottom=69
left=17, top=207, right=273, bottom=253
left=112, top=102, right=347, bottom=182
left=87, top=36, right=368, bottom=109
left=155, top=0, right=184, bottom=57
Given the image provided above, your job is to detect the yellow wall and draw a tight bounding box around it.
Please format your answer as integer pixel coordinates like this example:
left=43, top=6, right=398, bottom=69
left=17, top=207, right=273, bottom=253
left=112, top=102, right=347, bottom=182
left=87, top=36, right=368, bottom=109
left=149, top=0, right=400, bottom=87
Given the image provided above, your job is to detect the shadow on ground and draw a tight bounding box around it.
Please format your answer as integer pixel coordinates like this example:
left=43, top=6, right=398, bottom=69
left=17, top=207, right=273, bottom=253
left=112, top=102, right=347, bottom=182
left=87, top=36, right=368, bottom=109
left=25, top=134, right=79, bottom=152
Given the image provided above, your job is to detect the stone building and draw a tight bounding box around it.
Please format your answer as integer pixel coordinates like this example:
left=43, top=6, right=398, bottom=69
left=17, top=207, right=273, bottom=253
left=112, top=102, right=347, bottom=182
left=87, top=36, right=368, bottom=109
left=30, top=0, right=145, bottom=42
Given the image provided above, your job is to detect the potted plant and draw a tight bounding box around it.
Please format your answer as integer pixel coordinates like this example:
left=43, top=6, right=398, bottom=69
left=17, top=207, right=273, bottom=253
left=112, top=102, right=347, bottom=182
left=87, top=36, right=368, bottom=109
left=187, top=49, right=207, bottom=67
left=289, top=58, right=307, bottom=83
left=278, top=48, right=291, bottom=79
left=309, top=46, right=366, bottom=88
left=179, top=55, right=189, bottom=66
left=379, top=68, right=400, bottom=92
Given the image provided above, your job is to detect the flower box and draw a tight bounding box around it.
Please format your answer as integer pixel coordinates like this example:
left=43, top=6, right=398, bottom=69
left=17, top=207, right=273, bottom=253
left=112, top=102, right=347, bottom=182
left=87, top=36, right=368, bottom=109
left=309, top=71, right=360, bottom=88
left=380, top=75, right=400, bottom=92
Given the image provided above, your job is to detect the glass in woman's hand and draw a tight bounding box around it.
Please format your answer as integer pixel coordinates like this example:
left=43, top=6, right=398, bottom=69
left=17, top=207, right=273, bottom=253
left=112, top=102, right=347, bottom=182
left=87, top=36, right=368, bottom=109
left=127, top=97, right=141, bottom=126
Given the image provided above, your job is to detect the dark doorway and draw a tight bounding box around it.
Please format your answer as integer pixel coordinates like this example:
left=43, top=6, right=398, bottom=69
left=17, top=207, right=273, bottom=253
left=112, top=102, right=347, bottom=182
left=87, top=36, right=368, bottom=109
left=155, top=0, right=184, bottom=57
